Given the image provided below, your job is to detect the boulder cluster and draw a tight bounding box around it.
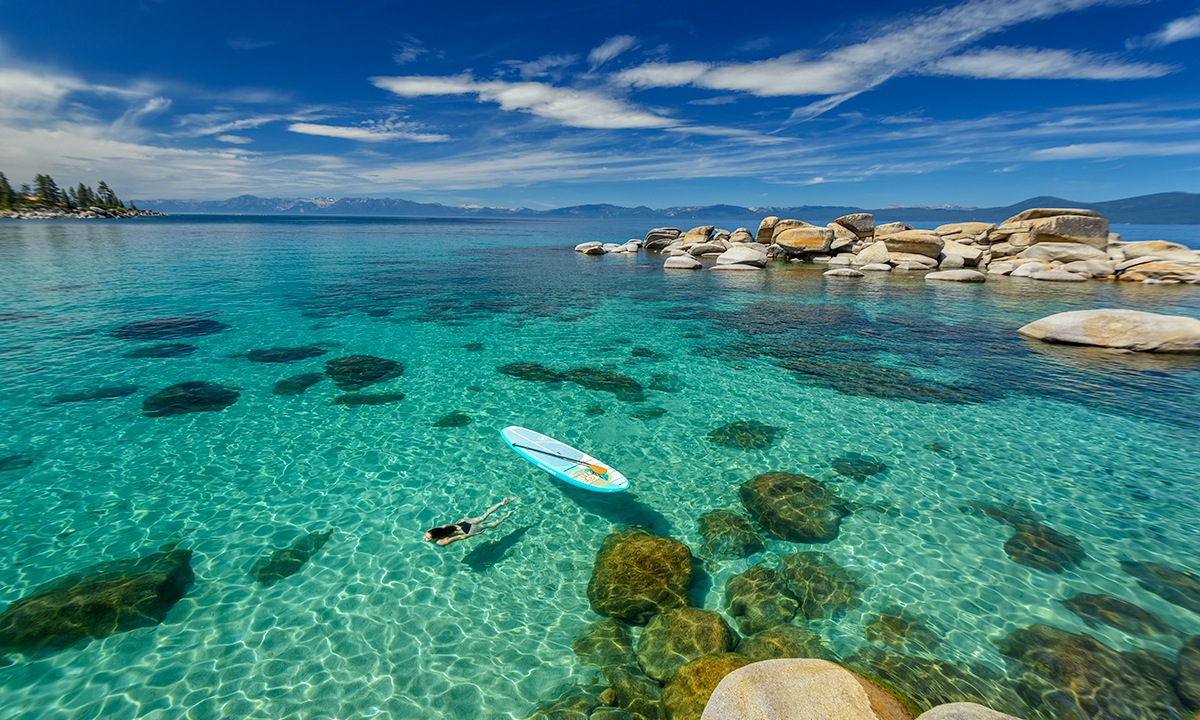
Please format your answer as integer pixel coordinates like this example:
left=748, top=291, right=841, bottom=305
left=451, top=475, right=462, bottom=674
left=578, top=208, right=1200, bottom=285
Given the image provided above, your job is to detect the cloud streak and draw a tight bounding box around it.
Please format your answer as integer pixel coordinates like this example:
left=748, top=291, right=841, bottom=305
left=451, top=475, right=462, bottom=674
left=288, top=120, right=450, bottom=143
left=1128, top=11, right=1200, bottom=47
left=588, top=35, right=637, bottom=71
left=927, top=47, right=1176, bottom=80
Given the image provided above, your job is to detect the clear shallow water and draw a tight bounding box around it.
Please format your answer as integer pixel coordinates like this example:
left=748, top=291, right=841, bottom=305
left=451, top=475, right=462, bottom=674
left=0, top=216, right=1197, bottom=720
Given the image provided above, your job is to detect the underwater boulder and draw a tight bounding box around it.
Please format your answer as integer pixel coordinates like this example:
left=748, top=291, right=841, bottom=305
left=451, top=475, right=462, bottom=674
left=636, top=607, right=738, bottom=684
left=660, top=653, right=751, bottom=720
left=244, top=345, right=327, bottom=363
left=601, top=664, right=662, bottom=720
left=736, top=624, right=838, bottom=663
left=563, top=367, right=646, bottom=403
left=324, top=355, right=403, bottom=391
left=697, top=510, right=765, bottom=559
left=462, top=342, right=484, bottom=352
left=525, top=684, right=606, bottom=720
left=831, top=453, right=888, bottom=482
left=110, top=317, right=228, bottom=341
left=250, top=529, right=333, bottom=587
left=703, top=659, right=915, bottom=720
left=587, top=529, right=693, bottom=625
left=142, top=381, right=239, bottom=417
left=573, top=618, right=637, bottom=669
left=845, top=645, right=1024, bottom=716
left=996, top=623, right=1185, bottom=719
left=707, top=421, right=781, bottom=450
left=0, top=550, right=194, bottom=654
left=630, top=406, right=668, bottom=421
left=48, top=383, right=139, bottom=404
left=779, top=552, right=866, bottom=619
left=1120, top=560, right=1200, bottom=615
left=724, top=564, right=799, bottom=636
left=1180, top=636, right=1200, bottom=710
left=332, top=392, right=405, bottom=407
left=272, top=372, right=325, bottom=396
left=1003, top=522, right=1085, bottom=574
left=1060, top=593, right=1176, bottom=637
left=122, top=343, right=198, bottom=358
left=863, top=605, right=943, bottom=652
left=738, top=471, right=848, bottom=543
left=432, top=411, right=472, bottom=427
left=0, top=453, right=34, bottom=473
left=496, top=362, right=565, bottom=383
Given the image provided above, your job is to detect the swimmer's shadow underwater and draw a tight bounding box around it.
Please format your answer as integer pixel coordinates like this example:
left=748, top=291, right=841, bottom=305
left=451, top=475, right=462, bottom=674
left=461, top=525, right=532, bottom=572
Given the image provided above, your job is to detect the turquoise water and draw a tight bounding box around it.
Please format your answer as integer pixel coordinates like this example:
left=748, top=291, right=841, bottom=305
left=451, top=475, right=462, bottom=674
left=0, top=216, right=1198, bottom=719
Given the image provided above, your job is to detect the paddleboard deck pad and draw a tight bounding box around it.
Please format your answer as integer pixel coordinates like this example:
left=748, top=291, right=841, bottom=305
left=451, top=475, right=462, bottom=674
left=501, top=426, right=629, bottom=493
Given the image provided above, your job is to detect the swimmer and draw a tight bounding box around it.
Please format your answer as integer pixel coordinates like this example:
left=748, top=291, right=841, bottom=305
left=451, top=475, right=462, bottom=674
left=423, top=497, right=516, bottom=546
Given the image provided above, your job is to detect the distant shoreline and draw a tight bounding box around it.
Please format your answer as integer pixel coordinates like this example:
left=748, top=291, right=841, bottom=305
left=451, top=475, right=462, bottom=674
left=0, top=207, right=166, bottom=220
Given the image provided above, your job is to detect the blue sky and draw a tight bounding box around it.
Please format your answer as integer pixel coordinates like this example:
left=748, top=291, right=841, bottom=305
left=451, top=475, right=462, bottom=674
left=1, top=0, right=1199, bottom=208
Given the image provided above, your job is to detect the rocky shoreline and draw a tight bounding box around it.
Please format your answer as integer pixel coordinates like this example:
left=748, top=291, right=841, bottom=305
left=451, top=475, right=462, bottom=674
left=0, top=206, right=165, bottom=220
left=577, top=207, right=1200, bottom=285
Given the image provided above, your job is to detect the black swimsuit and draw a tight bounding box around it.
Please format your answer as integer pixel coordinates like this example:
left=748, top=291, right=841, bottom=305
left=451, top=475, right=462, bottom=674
left=458, top=521, right=472, bottom=535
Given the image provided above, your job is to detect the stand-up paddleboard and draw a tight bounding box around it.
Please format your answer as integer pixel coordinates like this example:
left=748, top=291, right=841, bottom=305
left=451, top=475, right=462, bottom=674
left=501, top=426, right=629, bottom=493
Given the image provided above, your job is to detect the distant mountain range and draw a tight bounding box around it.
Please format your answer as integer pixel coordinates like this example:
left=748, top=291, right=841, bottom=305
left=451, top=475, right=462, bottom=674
left=133, top=191, right=1200, bottom=225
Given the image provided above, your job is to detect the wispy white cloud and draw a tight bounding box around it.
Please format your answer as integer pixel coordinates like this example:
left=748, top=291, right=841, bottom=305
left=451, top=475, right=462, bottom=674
left=615, top=0, right=1138, bottom=117
left=371, top=74, right=676, bottom=129
left=1033, top=140, right=1200, bottom=159
left=1127, top=11, right=1200, bottom=47
left=288, top=118, right=450, bottom=143
left=216, top=134, right=253, bottom=144
left=927, top=47, right=1176, bottom=79
left=393, top=35, right=430, bottom=64
left=588, top=35, right=637, bottom=71
left=177, top=109, right=324, bottom=136
left=501, top=54, right=578, bottom=81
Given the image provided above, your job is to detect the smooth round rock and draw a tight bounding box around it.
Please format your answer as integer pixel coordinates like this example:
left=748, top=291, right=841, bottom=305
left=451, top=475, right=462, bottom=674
left=824, top=268, right=864, bottom=278
left=925, top=270, right=985, bottom=283
left=1018, top=309, right=1200, bottom=353
left=700, top=659, right=913, bottom=720
left=665, top=255, right=703, bottom=270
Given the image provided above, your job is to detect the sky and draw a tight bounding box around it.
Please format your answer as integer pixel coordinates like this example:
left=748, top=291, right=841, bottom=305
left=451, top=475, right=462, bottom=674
left=1, top=0, right=1199, bottom=209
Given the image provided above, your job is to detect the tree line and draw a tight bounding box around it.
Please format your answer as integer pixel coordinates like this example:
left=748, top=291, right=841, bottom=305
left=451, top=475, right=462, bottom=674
left=0, top=171, right=133, bottom=211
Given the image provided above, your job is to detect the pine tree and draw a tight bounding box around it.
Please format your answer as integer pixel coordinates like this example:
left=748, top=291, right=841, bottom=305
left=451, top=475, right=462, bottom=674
left=0, top=172, right=13, bottom=210
left=19, top=183, right=31, bottom=207
left=76, top=182, right=94, bottom=208
left=34, top=174, right=63, bottom=207
left=96, top=180, right=121, bottom=208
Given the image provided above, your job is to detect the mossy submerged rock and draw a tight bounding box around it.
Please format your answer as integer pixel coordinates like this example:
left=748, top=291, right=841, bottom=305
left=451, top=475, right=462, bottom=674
left=563, top=367, right=646, bottom=403
left=779, top=552, right=865, bottom=619
left=1120, top=560, right=1200, bottom=614
left=995, top=622, right=1185, bottom=719
left=244, top=345, right=327, bottom=363
left=324, top=354, right=403, bottom=391
left=573, top=618, right=637, bottom=669
left=831, top=453, right=888, bottom=482
left=497, top=361, right=565, bottom=383
left=636, top=607, right=737, bottom=684
left=587, top=529, right=693, bottom=625
left=706, top=421, right=781, bottom=450
left=603, top=663, right=663, bottom=720
left=432, top=411, right=472, bottom=427
left=0, top=550, right=194, bottom=654
left=123, top=343, right=198, bottom=358
left=1179, top=636, right=1200, bottom=710
left=48, top=383, right=139, bottom=404
left=525, top=683, right=606, bottom=720
left=738, top=471, right=848, bottom=543
left=661, top=653, right=751, bottom=720
left=864, top=605, right=943, bottom=652
left=332, top=392, right=406, bottom=407
left=702, top=659, right=914, bottom=720
left=1060, top=593, right=1176, bottom=637
left=110, top=317, right=228, bottom=341
left=698, top=511, right=764, bottom=559
left=142, top=381, right=239, bottom=417
left=249, top=529, right=333, bottom=587
left=845, top=646, right=1023, bottom=716
left=272, top=372, right=324, bottom=396
left=1003, top=522, right=1085, bottom=574
left=724, top=564, right=798, bottom=636
left=736, top=624, right=837, bottom=663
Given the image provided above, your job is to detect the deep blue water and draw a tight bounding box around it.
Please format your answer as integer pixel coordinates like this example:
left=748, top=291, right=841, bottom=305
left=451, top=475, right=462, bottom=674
left=0, top=216, right=1197, bottom=720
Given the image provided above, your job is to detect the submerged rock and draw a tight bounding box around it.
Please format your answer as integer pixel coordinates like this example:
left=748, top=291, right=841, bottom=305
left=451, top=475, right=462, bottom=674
left=724, top=564, right=798, bottom=636
left=707, top=421, right=782, bottom=450
left=250, top=529, right=333, bottom=587
left=831, top=453, right=888, bottom=481
left=697, top=511, right=764, bottom=559
left=780, top=359, right=998, bottom=405
left=846, top=645, right=1024, bottom=716
left=332, top=392, right=405, bottom=407
left=1120, top=560, right=1200, bottom=614
left=462, top=342, right=484, bottom=352
left=739, top=471, right=848, bottom=543
left=573, top=618, right=637, bottom=669
left=1180, top=636, right=1200, bottom=710
left=736, top=624, right=838, bottom=663
left=142, top=381, right=239, bottom=417
left=432, top=411, right=472, bottom=427
left=324, top=355, right=403, bottom=390
left=631, top=406, right=668, bottom=421
left=272, top=372, right=325, bottom=396
left=525, top=684, right=606, bottom=720
left=110, top=317, right=228, bottom=341
left=587, top=529, right=693, bottom=624
left=244, top=345, right=327, bottom=363
left=496, top=361, right=565, bottom=383
left=48, top=383, right=139, bottom=404
left=864, top=605, right=943, bottom=652
left=122, top=343, right=198, bottom=358
left=1060, top=593, right=1176, bottom=637
left=636, top=607, right=738, bottom=684
left=602, top=663, right=663, bottom=720
left=1003, top=522, right=1085, bottom=574
left=703, top=659, right=914, bottom=720
left=779, top=552, right=865, bottom=619
left=0, top=550, right=194, bottom=654
left=0, top=453, right=34, bottom=473
left=661, top=653, right=751, bottom=720
left=563, top=367, right=646, bottom=402
left=996, top=622, right=1185, bottom=718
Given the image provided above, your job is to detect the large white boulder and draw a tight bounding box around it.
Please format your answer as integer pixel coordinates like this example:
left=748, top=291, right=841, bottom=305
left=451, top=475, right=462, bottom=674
left=1121, top=240, right=1200, bottom=264
left=917, top=703, right=1025, bottom=720
left=664, top=255, right=703, bottom=270
left=683, top=225, right=716, bottom=243
left=701, top=659, right=912, bottom=720
left=1018, top=242, right=1109, bottom=263
left=854, top=242, right=891, bottom=266
left=716, top=245, right=768, bottom=268
left=645, top=228, right=682, bottom=250
left=1018, top=309, right=1200, bottom=352
left=1029, top=269, right=1088, bottom=282
left=575, top=241, right=604, bottom=253
left=834, top=213, right=875, bottom=239
left=775, top=227, right=834, bottom=254
left=925, top=270, right=986, bottom=283
left=824, top=268, right=865, bottom=277
left=882, top=230, right=944, bottom=258
left=755, top=216, right=779, bottom=244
